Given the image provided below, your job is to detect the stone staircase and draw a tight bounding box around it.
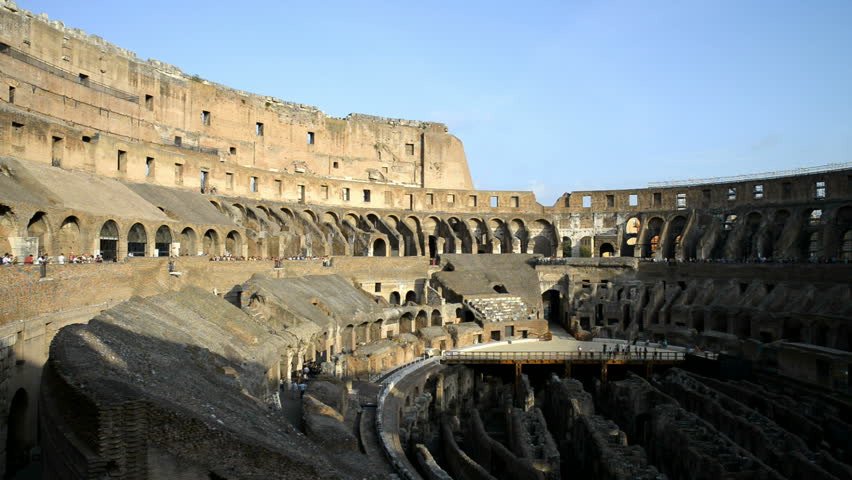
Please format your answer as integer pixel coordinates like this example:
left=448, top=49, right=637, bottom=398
left=464, top=296, right=529, bottom=322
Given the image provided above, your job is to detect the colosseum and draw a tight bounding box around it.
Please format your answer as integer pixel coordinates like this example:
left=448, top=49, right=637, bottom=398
left=0, top=1, right=850, bottom=479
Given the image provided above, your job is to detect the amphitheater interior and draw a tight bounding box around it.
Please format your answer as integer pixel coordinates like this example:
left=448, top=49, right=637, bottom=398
left=0, top=1, right=850, bottom=479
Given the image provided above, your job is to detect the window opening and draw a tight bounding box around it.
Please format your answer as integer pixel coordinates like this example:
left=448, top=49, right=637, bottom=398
left=628, top=194, right=638, bottom=206
left=116, top=150, right=127, bottom=172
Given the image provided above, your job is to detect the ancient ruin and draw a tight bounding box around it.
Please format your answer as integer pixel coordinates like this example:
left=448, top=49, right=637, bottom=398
left=0, top=1, right=850, bottom=478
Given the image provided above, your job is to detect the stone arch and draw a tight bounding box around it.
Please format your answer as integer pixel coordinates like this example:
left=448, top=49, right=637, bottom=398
left=642, top=217, right=665, bottom=258
left=740, top=212, right=762, bottom=259
left=389, top=214, right=416, bottom=256
left=389, top=291, right=401, bottom=306
left=56, top=215, right=82, bottom=256
left=99, top=220, right=120, bottom=261
left=599, top=242, right=615, bottom=257
left=179, top=227, right=198, bottom=256
left=431, top=309, right=442, bottom=326
left=542, top=289, right=561, bottom=323
left=302, top=209, right=318, bottom=224
left=127, top=223, right=148, bottom=257
left=561, top=236, right=572, bottom=257
left=405, top=290, right=417, bottom=305
left=0, top=204, right=16, bottom=255
left=842, top=229, right=852, bottom=262
left=424, top=216, right=448, bottom=256
left=531, top=219, right=557, bottom=256
left=832, top=205, right=852, bottom=261
left=489, top=218, right=512, bottom=254
left=663, top=215, right=687, bottom=259
left=279, top=207, right=296, bottom=223
left=6, top=388, right=31, bottom=476
left=416, top=310, right=428, bottom=330
left=203, top=229, right=221, bottom=256
left=447, top=217, right=472, bottom=253
left=621, top=217, right=641, bottom=257
left=467, top=217, right=490, bottom=253
left=405, top=215, right=425, bottom=256
left=807, top=231, right=821, bottom=259
left=367, top=213, right=399, bottom=255
left=26, top=211, right=50, bottom=254
left=400, top=312, right=414, bottom=334
left=372, top=238, right=387, bottom=256
left=371, top=319, right=385, bottom=340
left=510, top=218, right=528, bottom=253
left=578, top=236, right=592, bottom=257
left=154, top=225, right=173, bottom=257
left=226, top=230, right=243, bottom=257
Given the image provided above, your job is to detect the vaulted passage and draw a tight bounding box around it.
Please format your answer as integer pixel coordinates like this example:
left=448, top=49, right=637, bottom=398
left=155, top=225, right=172, bottom=257
left=127, top=223, right=147, bottom=257
left=57, top=216, right=81, bottom=256
left=99, top=220, right=119, bottom=261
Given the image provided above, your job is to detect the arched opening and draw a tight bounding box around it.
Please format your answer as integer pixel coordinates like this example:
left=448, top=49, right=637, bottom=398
left=415, top=310, right=428, bottom=330
left=561, top=237, right=572, bottom=257
left=493, top=284, right=508, bottom=294
left=226, top=230, right=242, bottom=256
left=578, top=236, right=592, bottom=257
left=6, top=388, right=30, bottom=476
left=743, top=212, right=762, bottom=259
left=431, top=310, right=442, bottom=326
left=26, top=211, right=49, bottom=254
left=643, top=217, right=664, bottom=258
left=388, top=291, right=401, bottom=306
left=127, top=223, right=147, bottom=257
left=428, top=235, right=438, bottom=259
left=510, top=219, right=528, bottom=253
left=533, top=236, right=552, bottom=256
left=203, top=229, right=220, bottom=256
left=599, top=243, right=615, bottom=257
left=663, top=216, right=687, bottom=259
left=531, top=220, right=555, bottom=256
left=373, top=238, right=387, bottom=257
left=542, top=290, right=561, bottom=324
left=622, top=217, right=641, bottom=257
left=371, top=319, right=385, bottom=340
left=0, top=205, right=16, bottom=255
left=400, top=313, right=414, bottom=334
left=835, top=206, right=852, bottom=261
left=154, top=225, right=172, bottom=257
left=404, top=290, right=417, bottom=305
left=99, top=220, right=119, bottom=262
left=807, top=231, right=821, bottom=259
left=180, top=227, right=198, bottom=256
left=57, top=215, right=82, bottom=256
left=842, top=230, right=852, bottom=262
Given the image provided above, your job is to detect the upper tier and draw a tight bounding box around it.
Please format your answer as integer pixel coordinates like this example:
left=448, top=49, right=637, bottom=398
left=0, top=0, right=473, bottom=190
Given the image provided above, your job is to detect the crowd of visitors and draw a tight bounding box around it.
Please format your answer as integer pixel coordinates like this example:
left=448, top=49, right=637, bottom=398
left=1, top=252, right=104, bottom=265
left=535, top=255, right=850, bottom=265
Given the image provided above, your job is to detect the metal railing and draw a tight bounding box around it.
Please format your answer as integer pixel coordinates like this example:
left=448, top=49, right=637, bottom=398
left=647, top=162, right=852, bottom=188
left=442, top=350, right=685, bottom=362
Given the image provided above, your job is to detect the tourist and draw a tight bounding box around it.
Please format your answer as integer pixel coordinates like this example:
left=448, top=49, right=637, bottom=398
left=57, top=252, right=65, bottom=265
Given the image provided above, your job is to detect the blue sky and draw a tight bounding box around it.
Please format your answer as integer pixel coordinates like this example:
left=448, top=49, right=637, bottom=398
left=20, top=1, right=852, bottom=204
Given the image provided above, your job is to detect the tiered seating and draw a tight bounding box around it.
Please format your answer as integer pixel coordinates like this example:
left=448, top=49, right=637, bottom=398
left=465, top=296, right=529, bottom=323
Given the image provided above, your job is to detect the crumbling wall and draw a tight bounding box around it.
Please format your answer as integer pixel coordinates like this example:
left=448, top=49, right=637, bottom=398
left=441, top=415, right=496, bottom=480
left=542, top=376, right=659, bottom=480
